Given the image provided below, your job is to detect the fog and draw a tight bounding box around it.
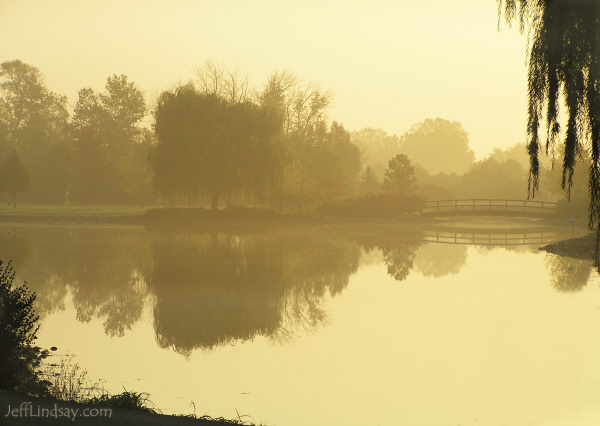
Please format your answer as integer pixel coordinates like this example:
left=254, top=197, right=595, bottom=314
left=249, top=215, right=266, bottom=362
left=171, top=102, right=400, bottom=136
left=0, top=59, right=575, bottom=212
left=0, top=0, right=527, bottom=159
left=1, top=1, right=597, bottom=426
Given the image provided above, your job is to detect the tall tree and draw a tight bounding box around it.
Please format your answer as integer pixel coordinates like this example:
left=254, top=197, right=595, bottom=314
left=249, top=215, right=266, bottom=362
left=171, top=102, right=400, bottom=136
left=153, top=84, right=281, bottom=209
left=71, top=75, right=150, bottom=203
left=0, top=60, right=68, bottom=149
left=306, top=122, right=361, bottom=201
left=99, top=74, right=146, bottom=134
left=259, top=72, right=330, bottom=209
left=383, top=154, right=416, bottom=194
left=0, top=60, right=69, bottom=203
left=498, top=1, right=600, bottom=230
left=195, top=61, right=250, bottom=104
left=398, top=118, right=474, bottom=175
left=0, top=150, right=30, bottom=207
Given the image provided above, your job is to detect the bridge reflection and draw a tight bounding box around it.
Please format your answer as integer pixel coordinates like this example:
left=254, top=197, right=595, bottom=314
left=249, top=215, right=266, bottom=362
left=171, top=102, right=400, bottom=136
left=423, top=229, right=557, bottom=245
left=421, top=199, right=558, bottom=218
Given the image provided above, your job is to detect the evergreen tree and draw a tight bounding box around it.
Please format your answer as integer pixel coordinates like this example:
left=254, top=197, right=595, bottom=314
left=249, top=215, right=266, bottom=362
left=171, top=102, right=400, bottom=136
left=383, top=154, right=416, bottom=194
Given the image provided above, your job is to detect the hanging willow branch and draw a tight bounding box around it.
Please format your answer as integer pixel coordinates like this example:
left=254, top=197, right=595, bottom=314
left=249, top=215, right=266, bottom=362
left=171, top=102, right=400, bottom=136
left=498, top=0, right=600, bottom=231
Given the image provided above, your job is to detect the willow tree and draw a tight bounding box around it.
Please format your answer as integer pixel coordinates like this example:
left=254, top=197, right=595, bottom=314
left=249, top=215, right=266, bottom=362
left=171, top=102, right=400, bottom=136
left=153, top=84, right=282, bottom=209
left=498, top=1, right=600, bottom=231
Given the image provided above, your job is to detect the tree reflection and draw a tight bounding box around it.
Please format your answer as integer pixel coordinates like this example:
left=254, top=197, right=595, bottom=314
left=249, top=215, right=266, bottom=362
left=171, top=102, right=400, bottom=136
left=414, top=243, right=468, bottom=277
left=0, top=226, right=362, bottom=352
left=62, top=230, right=151, bottom=337
left=0, top=227, right=152, bottom=336
left=0, top=228, right=67, bottom=316
left=0, top=224, right=593, bottom=357
left=148, top=232, right=360, bottom=354
left=545, top=254, right=593, bottom=292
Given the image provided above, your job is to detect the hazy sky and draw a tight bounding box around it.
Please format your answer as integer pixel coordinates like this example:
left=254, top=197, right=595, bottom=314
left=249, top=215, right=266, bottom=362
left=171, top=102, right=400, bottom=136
left=0, top=0, right=528, bottom=159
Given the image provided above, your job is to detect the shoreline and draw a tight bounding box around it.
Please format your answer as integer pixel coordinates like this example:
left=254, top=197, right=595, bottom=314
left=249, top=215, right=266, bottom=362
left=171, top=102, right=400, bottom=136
left=0, top=205, right=569, bottom=228
left=539, top=232, right=598, bottom=261
left=0, top=390, right=248, bottom=425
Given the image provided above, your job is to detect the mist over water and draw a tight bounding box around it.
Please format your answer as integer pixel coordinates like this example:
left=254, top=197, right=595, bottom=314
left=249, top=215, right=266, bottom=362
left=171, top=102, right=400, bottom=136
left=2, top=2, right=599, bottom=424
left=2, top=224, right=598, bottom=425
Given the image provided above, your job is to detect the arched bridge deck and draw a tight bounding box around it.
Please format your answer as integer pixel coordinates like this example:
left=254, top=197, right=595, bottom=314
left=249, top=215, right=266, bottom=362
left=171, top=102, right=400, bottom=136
left=420, top=199, right=558, bottom=218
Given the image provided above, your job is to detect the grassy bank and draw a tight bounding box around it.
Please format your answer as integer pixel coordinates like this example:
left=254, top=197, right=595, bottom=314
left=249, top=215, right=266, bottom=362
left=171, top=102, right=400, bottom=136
left=0, top=204, right=146, bottom=224
left=0, top=203, right=430, bottom=228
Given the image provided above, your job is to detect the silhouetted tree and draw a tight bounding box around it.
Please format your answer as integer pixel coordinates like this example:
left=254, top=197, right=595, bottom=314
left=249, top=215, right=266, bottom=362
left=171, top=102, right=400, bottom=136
left=196, top=61, right=250, bottom=104
left=498, top=1, right=600, bottom=230
left=71, top=75, right=151, bottom=203
left=305, top=122, right=361, bottom=201
left=0, top=150, right=30, bottom=207
left=99, top=75, right=146, bottom=134
left=383, top=154, right=416, bottom=193
left=0, top=60, right=69, bottom=203
left=259, top=72, right=332, bottom=210
left=227, top=101, right=283, bottom=205
left=0, top=261, right=47, bottom=392
left=398, top=118, right=474, bottom=175
left=153, top=84, right=281, bottom=209
left=0, top=60, right=68, bottom=148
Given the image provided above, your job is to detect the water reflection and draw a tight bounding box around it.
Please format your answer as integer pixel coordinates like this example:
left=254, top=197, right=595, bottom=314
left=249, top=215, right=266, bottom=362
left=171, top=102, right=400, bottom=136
left=414, top=243, right=468, bottom=277
left=0, top=225, right=590, bottom=356
left=149, top=233, right=359, bottom=353
left=0, top=227, right=152, bottom=336
left=545, top=254, right=594, bottom=292
left=353, top=233, right=422, bottom=282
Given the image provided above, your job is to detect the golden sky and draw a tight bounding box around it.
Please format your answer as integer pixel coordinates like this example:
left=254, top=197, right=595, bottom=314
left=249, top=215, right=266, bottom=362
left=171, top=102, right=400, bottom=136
left=0, top=0, right=527, bottom=159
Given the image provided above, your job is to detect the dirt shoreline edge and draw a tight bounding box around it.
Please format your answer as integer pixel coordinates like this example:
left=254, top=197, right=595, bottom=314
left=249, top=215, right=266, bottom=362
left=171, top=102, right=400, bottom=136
left=539, top=232, right=597, bottom=261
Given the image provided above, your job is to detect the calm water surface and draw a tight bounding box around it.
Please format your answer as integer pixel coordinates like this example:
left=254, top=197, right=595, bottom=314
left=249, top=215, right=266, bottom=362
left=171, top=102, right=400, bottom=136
left=1, top=224, right=599, bottom=426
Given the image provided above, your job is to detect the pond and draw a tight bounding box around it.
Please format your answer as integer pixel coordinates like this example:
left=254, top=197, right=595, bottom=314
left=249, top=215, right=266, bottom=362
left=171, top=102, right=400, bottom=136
left=1, top=224, right=598, bottom=426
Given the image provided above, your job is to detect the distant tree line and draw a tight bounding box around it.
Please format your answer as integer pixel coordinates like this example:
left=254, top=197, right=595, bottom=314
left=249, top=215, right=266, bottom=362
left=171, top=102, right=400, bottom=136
left=0, top=60, right=152, bottom=206
left=5, top=58, right=554, bottom=214
left=0, top=60, right=367, bottom=210
left=353, top=120, right=569, bottom=204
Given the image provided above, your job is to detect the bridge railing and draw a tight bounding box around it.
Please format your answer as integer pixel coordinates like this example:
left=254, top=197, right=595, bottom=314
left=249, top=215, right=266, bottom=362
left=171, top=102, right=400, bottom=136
left=420, top=199, right=558, bottom=216
left=423, top=230, right=557, bottom=245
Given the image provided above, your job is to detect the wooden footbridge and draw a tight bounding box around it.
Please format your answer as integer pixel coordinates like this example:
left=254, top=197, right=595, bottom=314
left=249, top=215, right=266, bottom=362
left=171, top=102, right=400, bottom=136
left=420, top=199, right=558, bottom=218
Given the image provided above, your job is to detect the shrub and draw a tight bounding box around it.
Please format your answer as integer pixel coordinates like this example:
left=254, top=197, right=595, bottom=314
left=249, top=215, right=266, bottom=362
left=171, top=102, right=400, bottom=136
left=316, top=192, right=424, bottom=218
left=86, top=390, right=158, bottom=413
left=42, top=354, right=103, bottom=402
left=0, top=260, right=48, bottom=393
